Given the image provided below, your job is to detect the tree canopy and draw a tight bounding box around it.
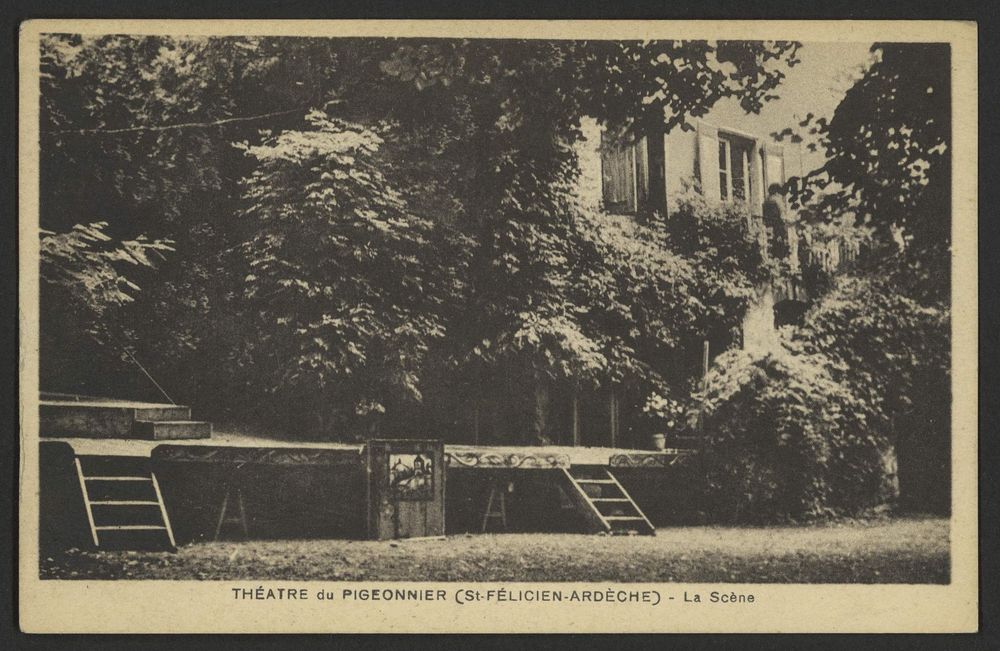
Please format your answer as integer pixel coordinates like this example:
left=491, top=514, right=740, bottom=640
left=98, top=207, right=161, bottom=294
left=777, top=43, right=950, bottom=281
left=39, top=35, right=802, bottom=439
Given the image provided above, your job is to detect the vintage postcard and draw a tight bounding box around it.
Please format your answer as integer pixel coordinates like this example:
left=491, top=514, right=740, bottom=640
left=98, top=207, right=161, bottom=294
left=18, top=19, right=978, bottom=633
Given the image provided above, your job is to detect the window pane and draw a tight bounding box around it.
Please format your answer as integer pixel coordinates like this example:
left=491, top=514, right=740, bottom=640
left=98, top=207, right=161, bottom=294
left=719, top=172, right=728, bottom=200
left=732, top=147, right=746, bottom=200
left=718, top=140, right=728, bottom=171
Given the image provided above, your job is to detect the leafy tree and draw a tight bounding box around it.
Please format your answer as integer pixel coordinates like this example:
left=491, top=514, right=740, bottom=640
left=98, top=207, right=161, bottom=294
left=40, top=222, right=172, bottom=324
left=565, top=192, right=773, bottom=426
left=778, top=43, right=950, bottom=295
left=238, top=112, right=470, bottom=437
left=39, top=222, right=173, bottom=394
left=358, top=38, right=803, bottom=442
left=38, top=34, right=348, bottom=403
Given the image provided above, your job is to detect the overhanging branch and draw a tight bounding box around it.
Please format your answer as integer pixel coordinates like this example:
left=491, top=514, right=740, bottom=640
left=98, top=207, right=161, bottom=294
left=44, top=106, right=306, bottom=136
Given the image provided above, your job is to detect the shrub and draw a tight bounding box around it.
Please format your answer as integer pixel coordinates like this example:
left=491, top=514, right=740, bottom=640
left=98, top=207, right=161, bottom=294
left=785, top=265, right=950, bottom=512
left=695, top=348, right=893, bottom=523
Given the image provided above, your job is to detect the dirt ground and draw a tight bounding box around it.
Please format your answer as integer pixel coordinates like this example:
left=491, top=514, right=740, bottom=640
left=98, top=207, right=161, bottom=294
left=40, top=515, right=949, bottom=583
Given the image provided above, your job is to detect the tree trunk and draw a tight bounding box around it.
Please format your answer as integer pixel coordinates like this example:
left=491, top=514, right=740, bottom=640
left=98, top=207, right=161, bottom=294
left=527, top=372, right=550, bottom=445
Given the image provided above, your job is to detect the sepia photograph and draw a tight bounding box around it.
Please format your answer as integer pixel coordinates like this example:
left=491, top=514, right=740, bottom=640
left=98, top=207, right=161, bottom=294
left=17, top=19, right=978, bottom=634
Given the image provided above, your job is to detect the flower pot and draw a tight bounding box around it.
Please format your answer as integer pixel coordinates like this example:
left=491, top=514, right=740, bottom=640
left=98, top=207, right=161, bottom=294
left=650, top=432, right=667, bottom=451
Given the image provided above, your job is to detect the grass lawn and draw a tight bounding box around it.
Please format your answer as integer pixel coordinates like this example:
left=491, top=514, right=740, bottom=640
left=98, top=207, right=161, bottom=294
left=40, top=515, right=949, bottom=583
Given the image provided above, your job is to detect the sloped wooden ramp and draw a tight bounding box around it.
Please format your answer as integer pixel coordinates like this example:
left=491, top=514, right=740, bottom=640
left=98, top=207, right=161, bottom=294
left=74, top=455, right=176, bottom=550
left=561, top=465, right=655, bottom=536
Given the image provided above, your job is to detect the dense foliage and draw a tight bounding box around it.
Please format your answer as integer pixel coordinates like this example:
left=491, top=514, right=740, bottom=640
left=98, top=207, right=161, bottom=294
left=776, top=43, right=950, bottom=297
left=691, top=42, right=953, bottom=518
left=37, top=35, right=952, bottom=515
left=563, top=194, right=770, bottom=424
left=783, top=264, right=950, bottom=512
left=40, top=222, right=172, bottom=330
left=696, top=348, right=893, bottom=522
left=39, top=34, right=799, bottom=437
left=788, top=43, right=951, bottom=512
left=237, top=112, right=471, bottom=435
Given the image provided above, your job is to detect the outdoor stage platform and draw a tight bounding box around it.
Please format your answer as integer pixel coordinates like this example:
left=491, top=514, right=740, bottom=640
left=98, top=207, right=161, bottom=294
left=39, top=395, right=696, bottom=467
left=39, top=395, right=695, bottom=468
left=38, top=397, right=703, bottom=549
left=46, top=432, right=695, bottom=469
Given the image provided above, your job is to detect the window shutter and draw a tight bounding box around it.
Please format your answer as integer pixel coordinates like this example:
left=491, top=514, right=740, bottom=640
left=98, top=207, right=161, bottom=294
left=634, top=136, right=649, bottom=211
left=749, top=144, right=765, bottom=215
left=696, top=122, right=721, bottom=203
left=763, top=144, right=786, bottom=190
left=601, top=130, right=637, bottom=212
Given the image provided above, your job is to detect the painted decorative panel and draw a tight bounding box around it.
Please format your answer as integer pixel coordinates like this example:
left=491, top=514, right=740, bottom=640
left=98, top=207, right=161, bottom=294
left=366, top=439, right=445, bottom=540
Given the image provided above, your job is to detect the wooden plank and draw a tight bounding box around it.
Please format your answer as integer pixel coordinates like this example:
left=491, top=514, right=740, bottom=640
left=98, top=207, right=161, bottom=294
left=601, top=129, right=638, bottom=212
left=85, top=476, right=150, bottom=482
left=662, top=132, right=670, bottom=213
left=365, top=441, right=373, bottom=539
left=634, top=137, right=647, bottom=211
left=571, top=388, right=580, bottom=447
left=367, top=439, right=445, bottom=540
left=235, top=488, right=249, bottom=538
left=626, top=143, right=637, bottom=211
left=446, top=450, right=569, bottom=469
left=609, top=390, right=618, bottom=449
left=741, top=147, right=751, bottom=202
left=153, top=445, right=361, bottom=466
left=213, top=490, right=230, bottom=541
left=391, top=535, right=447, bottom=543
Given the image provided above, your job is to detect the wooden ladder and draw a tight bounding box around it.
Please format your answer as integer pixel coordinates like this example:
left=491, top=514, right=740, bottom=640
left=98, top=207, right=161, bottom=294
left=561, top=466, right=655, bottom=536
left=74, top=455, right=177, bottom=551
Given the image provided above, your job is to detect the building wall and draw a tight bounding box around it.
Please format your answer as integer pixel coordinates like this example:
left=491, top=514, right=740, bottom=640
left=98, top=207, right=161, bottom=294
left=576, top=117, right=605, bottom=211
left=664, top=127, right=698, bottom=202
left=575, top=117, right=794, bottom=357
left=576, top=117, right=791, bottom=219
left=741, top=285, right=781, bottom=355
